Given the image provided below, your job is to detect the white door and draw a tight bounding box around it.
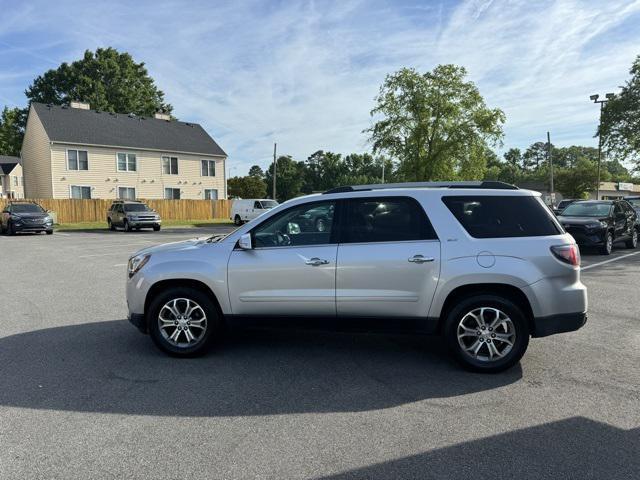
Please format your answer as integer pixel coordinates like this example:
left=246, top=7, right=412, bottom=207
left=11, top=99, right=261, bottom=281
left=228, top=200, right=338, bottom=316
left=336, top=197, right=441, bottom=318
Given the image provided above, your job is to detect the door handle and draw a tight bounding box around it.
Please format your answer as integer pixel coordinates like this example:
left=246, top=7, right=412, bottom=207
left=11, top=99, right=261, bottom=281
left=305, top=257, right=329, bottom=266
left=408, top=255, right=435, bottom=264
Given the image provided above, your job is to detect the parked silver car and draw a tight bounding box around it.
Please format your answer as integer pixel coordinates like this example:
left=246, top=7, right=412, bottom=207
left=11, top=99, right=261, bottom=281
left=107, top=200, right=161, bottom=232
left=125, top=181, right=587, bottom=372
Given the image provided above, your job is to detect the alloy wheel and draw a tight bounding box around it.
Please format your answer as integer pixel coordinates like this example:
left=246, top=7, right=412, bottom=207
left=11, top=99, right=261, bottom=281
left=158, top=298, right=208, bottom=348
left=457, top=307, right=516, bottom=362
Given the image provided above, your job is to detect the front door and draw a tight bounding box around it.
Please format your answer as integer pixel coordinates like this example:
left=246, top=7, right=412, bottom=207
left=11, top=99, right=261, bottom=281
left=336, top=196, right=441, bottom=319
left=228, top=200, right=338, bottom=316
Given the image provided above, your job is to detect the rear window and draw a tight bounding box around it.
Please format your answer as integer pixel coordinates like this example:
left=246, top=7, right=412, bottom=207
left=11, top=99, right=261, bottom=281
left=442, top=195, right=562, bottom=238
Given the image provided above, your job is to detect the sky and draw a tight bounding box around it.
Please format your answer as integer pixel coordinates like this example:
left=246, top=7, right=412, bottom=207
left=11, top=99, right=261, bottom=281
left=1, top=0, right=640, bottom=175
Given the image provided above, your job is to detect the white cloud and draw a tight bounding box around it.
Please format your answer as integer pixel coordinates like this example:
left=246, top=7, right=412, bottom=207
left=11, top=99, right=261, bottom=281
left=1, top=0, right=639, bottom=173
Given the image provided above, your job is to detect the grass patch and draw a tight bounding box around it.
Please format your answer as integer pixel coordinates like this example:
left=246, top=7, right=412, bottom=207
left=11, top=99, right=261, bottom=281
left=56, top=219, right=233, bottom=231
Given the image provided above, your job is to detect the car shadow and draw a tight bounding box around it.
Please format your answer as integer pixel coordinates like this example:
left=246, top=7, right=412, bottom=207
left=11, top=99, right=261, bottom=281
left=316, top=417, right=639, bottom=479
left=0, top=320, right=521, bottom=417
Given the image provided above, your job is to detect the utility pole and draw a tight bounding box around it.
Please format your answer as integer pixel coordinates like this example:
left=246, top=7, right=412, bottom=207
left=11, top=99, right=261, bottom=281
left=381, top=158, right=386, bottom=183
left=272, top=143, right=277, bottom=201
left=547, top=131, right=554, bottom=205
left=590, top=93, right=615, bottom=200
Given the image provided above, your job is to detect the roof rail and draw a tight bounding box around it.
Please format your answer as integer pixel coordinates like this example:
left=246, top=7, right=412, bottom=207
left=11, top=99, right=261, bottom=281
left=323, top=181, right=518, bottom=194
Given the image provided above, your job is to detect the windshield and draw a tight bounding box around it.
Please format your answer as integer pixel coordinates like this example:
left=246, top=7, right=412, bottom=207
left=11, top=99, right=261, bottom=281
left=561, top=203, right=612, bottom=217
left=12, top=204, right=44, bottom=213
left=124, top=204, right=151, bottom=212
left=627, top=198, right=640, bottom=208
left=260, top=200, right=278, bottom=209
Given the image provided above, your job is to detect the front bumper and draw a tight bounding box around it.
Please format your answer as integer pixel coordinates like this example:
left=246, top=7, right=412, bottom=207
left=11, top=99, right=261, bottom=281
left=13, top=222, right=53, bottom=232
left=531, top=311, right=587, bottom=338
left=564, top=227, right=606, bottom=246
left=127, top=220, right=161, bottom=228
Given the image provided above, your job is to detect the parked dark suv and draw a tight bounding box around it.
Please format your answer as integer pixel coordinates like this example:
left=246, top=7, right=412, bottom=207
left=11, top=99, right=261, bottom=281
left=557, top=200, right=638, bottom=255
left=0, top=201, right=54, bottom=235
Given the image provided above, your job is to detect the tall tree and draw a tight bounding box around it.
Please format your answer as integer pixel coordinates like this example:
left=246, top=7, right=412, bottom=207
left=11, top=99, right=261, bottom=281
left=248, top=165, right=265, bottom=179
left=227, top=175, right=267, bottom=199
left=366, top=65, right=505, bottom=181
left=26, top=47, right=172, bottom=116
left=265, top=155, right=305, bottom=202
left=522, top=142, right=548, bottom=171
left=555, top=157, right=610, bottom=199
left=0, top=107, right=26, bottom=156
left=600, top=55, right=640, bottom=168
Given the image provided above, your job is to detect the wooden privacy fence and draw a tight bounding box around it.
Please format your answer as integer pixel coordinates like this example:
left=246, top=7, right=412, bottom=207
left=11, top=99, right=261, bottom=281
left=0, top=198, right=233, bottom=224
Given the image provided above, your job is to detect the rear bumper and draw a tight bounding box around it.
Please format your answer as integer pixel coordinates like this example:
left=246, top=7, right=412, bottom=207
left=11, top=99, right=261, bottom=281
left=531, top=311, right=587, bottom=338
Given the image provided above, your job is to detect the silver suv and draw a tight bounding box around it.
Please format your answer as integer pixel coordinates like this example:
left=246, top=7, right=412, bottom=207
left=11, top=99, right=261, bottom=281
left=125, top=181, right=587, bottom=372
left=107, top=200, right=161, bottom=232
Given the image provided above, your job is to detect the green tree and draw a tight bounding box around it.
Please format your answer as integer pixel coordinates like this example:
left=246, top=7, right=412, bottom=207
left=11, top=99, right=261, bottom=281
left=522, top=142, right=548, bottom=171
left=227, top=175, right=267, bottom=199
left=26, top=47, right=172, bottom=116
left=555, top=158, right=610, bottom=198
left=503, top=148, right=522, bottom=168
left=366, top=65, right=505, bottom=181
left=265, top=155, right=305, bottom=202
left=248, top=165, right=265, bottom=179
left=600, top=55, right=640, bottom=167
left=0, top=107, right=26, bottom=156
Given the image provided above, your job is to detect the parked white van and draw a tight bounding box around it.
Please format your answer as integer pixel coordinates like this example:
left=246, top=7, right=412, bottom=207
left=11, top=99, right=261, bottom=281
left=231, top=199, right=279, bottom=225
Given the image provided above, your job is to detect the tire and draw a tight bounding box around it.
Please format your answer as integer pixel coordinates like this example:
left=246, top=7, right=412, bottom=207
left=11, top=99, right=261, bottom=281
left=46, top=230, right=53, bottom=235
left=108, top=219, right=115, bottom=231
left=625, top=228, right=638, bottom=249
left=148, top=287, right=222, bottom=357
left=153, top=225, right=161, bottom=232
left=444, top=294, right=530, bottom=373
left=599, top=231, right=613, bottom=255
left=8, top=222, right=16, bottom=236
left=124, top=219, right=132, bottom=232
left=234, top=215, right=243, bottom=226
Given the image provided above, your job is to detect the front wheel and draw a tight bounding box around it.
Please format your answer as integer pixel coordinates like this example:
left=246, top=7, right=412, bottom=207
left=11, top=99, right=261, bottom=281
left=625, top=228, right=638, bottom=249
left=8, top=222, right=16, bottom=236
left=600, top=231, right=613, bottom=255
left=153, top=225, right=161, bottom=232
left=108, top=219, right=115, bottom=231
left=234, top=215, right=243, bottom=226
left=148, top=287, right=222, bottom=357
left=124, top=219, right=132, bottom=232
left=444, top=295, right=530, bottom=373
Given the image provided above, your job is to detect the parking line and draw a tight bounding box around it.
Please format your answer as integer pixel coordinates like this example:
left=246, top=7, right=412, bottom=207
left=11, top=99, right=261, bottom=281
left=113, top=263, right=127, bottom=267
left=78, top=252, right=130, bottom=258
left=582, top=251, right=640, bottom=271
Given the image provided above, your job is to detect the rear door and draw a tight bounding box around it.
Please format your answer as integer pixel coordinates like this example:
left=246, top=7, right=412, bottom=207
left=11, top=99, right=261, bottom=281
left=336, top=196, right=440, bottom=319
left=613, top=202, right=628, bottom=238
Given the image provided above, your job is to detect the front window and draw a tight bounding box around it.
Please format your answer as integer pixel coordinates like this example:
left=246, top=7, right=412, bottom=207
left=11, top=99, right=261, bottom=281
left=164, top=187, right=181, bottom=199
left=11, top=203, right=44, bottom=213
left=252, top=201, right=336, bottom=248
left=260, top=200, right=278, bottom=209
left=162, top=156, right=179, bottom=175
left=71, top=185, right=91, bottom=199
left=561, top=202, right=613, bottom=217
left=201, top=159, right=216, bottom=176
left=68, top=150, right=88, bottom=171
left=117, top=153, right=137, bottom=172
left=118, top=187, right=136, bottom=200
left=204, top=188, right=218, bottom=200
left=123, top=203, right=150, bottom=212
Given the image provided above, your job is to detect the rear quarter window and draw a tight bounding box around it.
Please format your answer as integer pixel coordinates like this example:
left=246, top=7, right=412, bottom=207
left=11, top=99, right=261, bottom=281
left=442, top=195, right=562, bottom=238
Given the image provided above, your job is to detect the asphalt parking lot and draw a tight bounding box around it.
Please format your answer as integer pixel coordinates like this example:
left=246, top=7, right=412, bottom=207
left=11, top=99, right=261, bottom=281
left=0, top=227, right=638, bottom=479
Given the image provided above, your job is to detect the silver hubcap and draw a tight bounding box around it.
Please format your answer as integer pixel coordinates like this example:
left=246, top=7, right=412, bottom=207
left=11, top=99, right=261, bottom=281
left=158, top=298, right=207, bottom=348
left=633, top=231, right=637, bottom=247
left=457, top=307, right=516, bottom=362
left=607, top=235, right=613, bottom=252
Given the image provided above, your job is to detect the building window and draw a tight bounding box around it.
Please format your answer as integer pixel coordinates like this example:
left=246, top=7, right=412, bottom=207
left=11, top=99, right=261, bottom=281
left=14, top=177, right=18, bottom=186
left=204, top=188, right=218, bottom=200
left=164, top=187, right=180, bottom=199
left=201, top=159, right=216, bottom=176
left=70, top=185, right=91, bottom=199
left=118, top=187, right=136, bottom=200
left=162, top=156, right=179, bottom=175
left=68, top=150, right=89, bottom=170
left=117, top=153, right=137, bottom=172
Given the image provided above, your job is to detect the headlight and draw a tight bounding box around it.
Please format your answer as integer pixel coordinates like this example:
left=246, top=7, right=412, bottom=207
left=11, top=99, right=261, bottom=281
left=599, top=221, right=608, bottom=229
left=44, top=216, right=52, bottom=223
left=128, top=254, right=151, bottom=278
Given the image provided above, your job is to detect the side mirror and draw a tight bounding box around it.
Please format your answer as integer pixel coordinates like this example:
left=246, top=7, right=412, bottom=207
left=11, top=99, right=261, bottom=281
left=238, top=233, right=253, bottom=250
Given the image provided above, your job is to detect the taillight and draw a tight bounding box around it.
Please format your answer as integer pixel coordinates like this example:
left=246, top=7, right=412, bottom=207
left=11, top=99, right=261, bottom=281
left=550, top=244, right=580, bottom=266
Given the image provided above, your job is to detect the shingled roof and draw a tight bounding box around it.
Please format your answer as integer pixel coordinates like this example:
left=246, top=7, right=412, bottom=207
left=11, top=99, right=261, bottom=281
left=0, top=155, right=20, bottom=175
left=32, top=102, right=226, bottom=157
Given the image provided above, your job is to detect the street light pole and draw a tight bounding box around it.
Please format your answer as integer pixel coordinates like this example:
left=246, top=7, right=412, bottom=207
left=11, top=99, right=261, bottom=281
left=590, top=93, right=615, bottom=200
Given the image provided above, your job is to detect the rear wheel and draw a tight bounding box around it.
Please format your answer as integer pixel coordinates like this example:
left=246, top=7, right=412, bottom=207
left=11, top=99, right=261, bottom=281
left=600, top=231, right=613, bottom=255
left=625, top=228, right=638, bottom=249
left=234, top=215, right=243, bottom=226
left=444, top=295, right=529, bottom=373
left=148, top=287, right=222, bottom=357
